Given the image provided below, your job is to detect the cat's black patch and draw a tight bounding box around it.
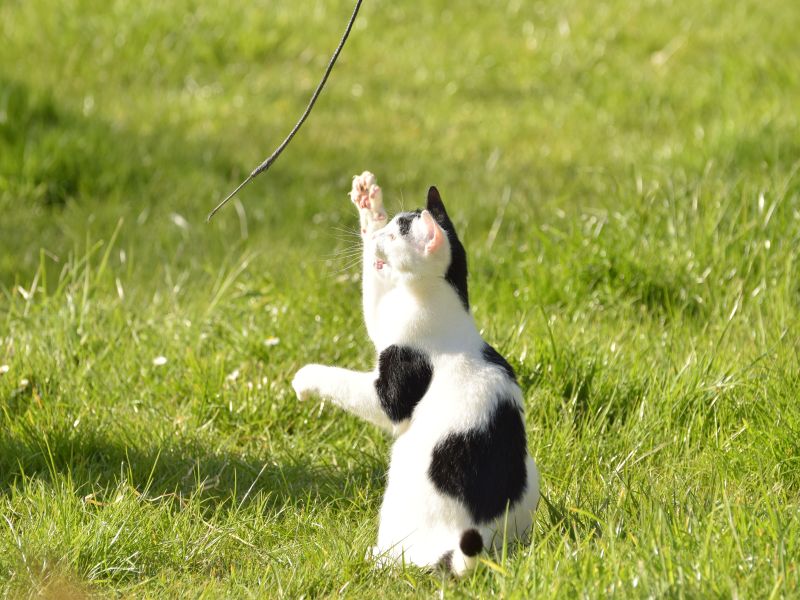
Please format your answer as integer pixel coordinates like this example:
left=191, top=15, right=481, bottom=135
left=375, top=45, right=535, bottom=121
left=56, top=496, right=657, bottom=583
left=375, top=345, right=433, bottom=422
left=426, top=187, right=469, bottom=310
left=482, top=343, right=517, bottom=382
left=437, top=550, right=454, bottom=572
left=428, top=399, right=527, bottom=523
left=459, top=529, right=483, bottom=556
left=396, top=210, right=421, bottom=236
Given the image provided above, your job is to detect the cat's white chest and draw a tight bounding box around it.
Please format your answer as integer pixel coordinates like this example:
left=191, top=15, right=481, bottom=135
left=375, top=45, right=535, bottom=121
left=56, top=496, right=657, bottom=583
left=372, top=285, right=478, bottom=352
left=372, top=287, right=422, bottom=348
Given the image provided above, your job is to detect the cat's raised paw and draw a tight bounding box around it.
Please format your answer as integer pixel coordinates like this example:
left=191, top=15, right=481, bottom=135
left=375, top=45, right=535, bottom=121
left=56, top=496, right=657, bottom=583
left=349, top=171, right=380, bottom=210
left=349, top=171, right=387, bottom=232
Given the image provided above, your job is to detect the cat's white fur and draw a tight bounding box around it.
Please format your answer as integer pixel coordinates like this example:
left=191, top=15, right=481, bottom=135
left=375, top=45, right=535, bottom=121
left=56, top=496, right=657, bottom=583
left=292, top=172, right=539, bottom=575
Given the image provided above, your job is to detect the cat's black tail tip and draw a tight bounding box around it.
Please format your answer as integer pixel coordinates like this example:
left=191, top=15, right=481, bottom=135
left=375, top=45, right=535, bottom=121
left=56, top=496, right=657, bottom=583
left=459, top=529, right=483, bottom=557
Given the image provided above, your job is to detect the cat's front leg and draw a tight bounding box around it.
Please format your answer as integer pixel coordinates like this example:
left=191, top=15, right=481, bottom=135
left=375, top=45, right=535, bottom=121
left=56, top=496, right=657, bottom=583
left=291, top=364, right=392, bottom=430
left=349, top=171, right=390, bottom=343
left=349, top=171, right=387, bottom=237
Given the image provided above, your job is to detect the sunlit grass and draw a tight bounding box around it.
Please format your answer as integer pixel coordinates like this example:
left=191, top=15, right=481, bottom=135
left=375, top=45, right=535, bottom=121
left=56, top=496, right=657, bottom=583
left=1, top=0, right=799, bottom=597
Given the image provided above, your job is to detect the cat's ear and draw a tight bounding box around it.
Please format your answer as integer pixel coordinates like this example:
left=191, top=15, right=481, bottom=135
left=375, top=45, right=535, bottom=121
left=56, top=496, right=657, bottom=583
left=426, top=186, right=450, bottom=224
left=420, top=210, right=445, bottom=254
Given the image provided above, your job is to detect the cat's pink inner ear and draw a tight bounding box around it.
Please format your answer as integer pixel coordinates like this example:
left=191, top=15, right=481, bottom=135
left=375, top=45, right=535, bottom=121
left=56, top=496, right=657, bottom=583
left=421, top=210, right=444, bottom=254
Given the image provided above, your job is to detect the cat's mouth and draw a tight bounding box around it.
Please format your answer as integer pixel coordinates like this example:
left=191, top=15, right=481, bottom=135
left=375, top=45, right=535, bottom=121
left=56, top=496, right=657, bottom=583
left=373, top=246, right=388, bottom=271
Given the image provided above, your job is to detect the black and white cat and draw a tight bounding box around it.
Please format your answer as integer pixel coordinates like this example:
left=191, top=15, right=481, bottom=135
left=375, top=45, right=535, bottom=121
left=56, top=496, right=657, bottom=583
left=292, top=171, right=539, bottom=575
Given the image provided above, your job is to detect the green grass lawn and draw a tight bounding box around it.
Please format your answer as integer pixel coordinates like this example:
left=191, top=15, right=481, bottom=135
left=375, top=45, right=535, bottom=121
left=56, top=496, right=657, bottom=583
left=2, top=0, right=799, bottom=597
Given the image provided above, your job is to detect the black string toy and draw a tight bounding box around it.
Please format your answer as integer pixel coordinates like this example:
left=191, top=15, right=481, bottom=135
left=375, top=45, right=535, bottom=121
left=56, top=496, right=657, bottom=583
left=207, top=0, right=364, bottom=222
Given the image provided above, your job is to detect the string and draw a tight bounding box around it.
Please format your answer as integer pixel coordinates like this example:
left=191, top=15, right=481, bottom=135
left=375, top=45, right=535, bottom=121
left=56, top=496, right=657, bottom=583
left=207, top=0, right=365, bottom=222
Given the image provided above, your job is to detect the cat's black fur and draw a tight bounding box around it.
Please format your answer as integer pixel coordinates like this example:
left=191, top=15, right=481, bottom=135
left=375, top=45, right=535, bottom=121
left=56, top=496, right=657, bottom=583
left=459, top=529, right=484, bottom=556
left=437, top=550, right=454, bottom=571
left=428, top=399, right=528, bottom=523
left=375, top=345, right=433, bottom=422
left=482, top=343, right=517, bottom=382
left=426, top=187, right=469, bottom=310
left=396, top=210, right=421, bottom=236
left=437, top=531, right=483, bottom=570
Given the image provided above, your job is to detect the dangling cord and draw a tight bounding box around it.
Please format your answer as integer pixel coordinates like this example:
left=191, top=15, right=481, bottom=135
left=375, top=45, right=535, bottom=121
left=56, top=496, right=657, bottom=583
left=208, top=0, right=364, bottom=222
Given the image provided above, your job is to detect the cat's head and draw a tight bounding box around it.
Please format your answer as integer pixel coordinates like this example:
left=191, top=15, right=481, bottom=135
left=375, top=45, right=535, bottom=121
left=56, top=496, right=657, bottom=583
left=371, top=187, right=469, bottom=309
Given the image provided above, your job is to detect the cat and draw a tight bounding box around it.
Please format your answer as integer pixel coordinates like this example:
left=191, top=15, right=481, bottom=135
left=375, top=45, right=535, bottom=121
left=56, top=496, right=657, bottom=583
left=292, top=171, right=540, bottom=575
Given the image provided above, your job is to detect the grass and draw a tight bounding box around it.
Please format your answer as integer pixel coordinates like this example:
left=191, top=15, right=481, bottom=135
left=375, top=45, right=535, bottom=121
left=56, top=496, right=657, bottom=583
left=1, top=0, right=799, bottom=596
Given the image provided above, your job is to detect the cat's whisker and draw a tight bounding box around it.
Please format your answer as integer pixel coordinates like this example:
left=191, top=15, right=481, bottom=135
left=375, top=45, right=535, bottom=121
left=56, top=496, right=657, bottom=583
left=330, top=225, right=362, bottom=238
left=327, top=233, right=364, bottom=245
left=325, top=246, right=363, bottom=258
left=327, top=259, right=363, bottom=271
left=326, top=244, right=361, bottom=253
left=327, top=239, right=363, bottom=249
left=321, top=249, right=361, bottom=261
left=324, top=238, right=362, bottom=249
left=325, top=248, right=364, bottom=260
left=319, top=249, right=364, bottom=267
left=328, top=235, right=361, bottom=245
left=326, top=258, right=363, bottom=276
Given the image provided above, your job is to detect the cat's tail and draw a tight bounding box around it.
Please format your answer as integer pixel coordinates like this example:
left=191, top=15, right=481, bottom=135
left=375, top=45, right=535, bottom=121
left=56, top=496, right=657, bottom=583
left=450, top=528, right=484, bottom=576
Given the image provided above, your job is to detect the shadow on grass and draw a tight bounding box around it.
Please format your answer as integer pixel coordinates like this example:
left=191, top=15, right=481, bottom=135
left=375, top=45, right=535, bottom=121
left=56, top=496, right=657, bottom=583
left=0, top=75, right=244, bottom=208
left=0, top=424, right=385, bottom=512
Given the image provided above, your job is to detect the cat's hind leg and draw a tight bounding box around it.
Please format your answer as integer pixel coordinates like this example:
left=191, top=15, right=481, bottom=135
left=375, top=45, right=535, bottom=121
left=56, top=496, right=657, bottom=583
left=349, top=171, right=387, bottom=237
left=447, top=528, right=485, bottom=575
left=374, top=478, right=485, bottom=576
left=369, top=526, right=484, bottom=576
